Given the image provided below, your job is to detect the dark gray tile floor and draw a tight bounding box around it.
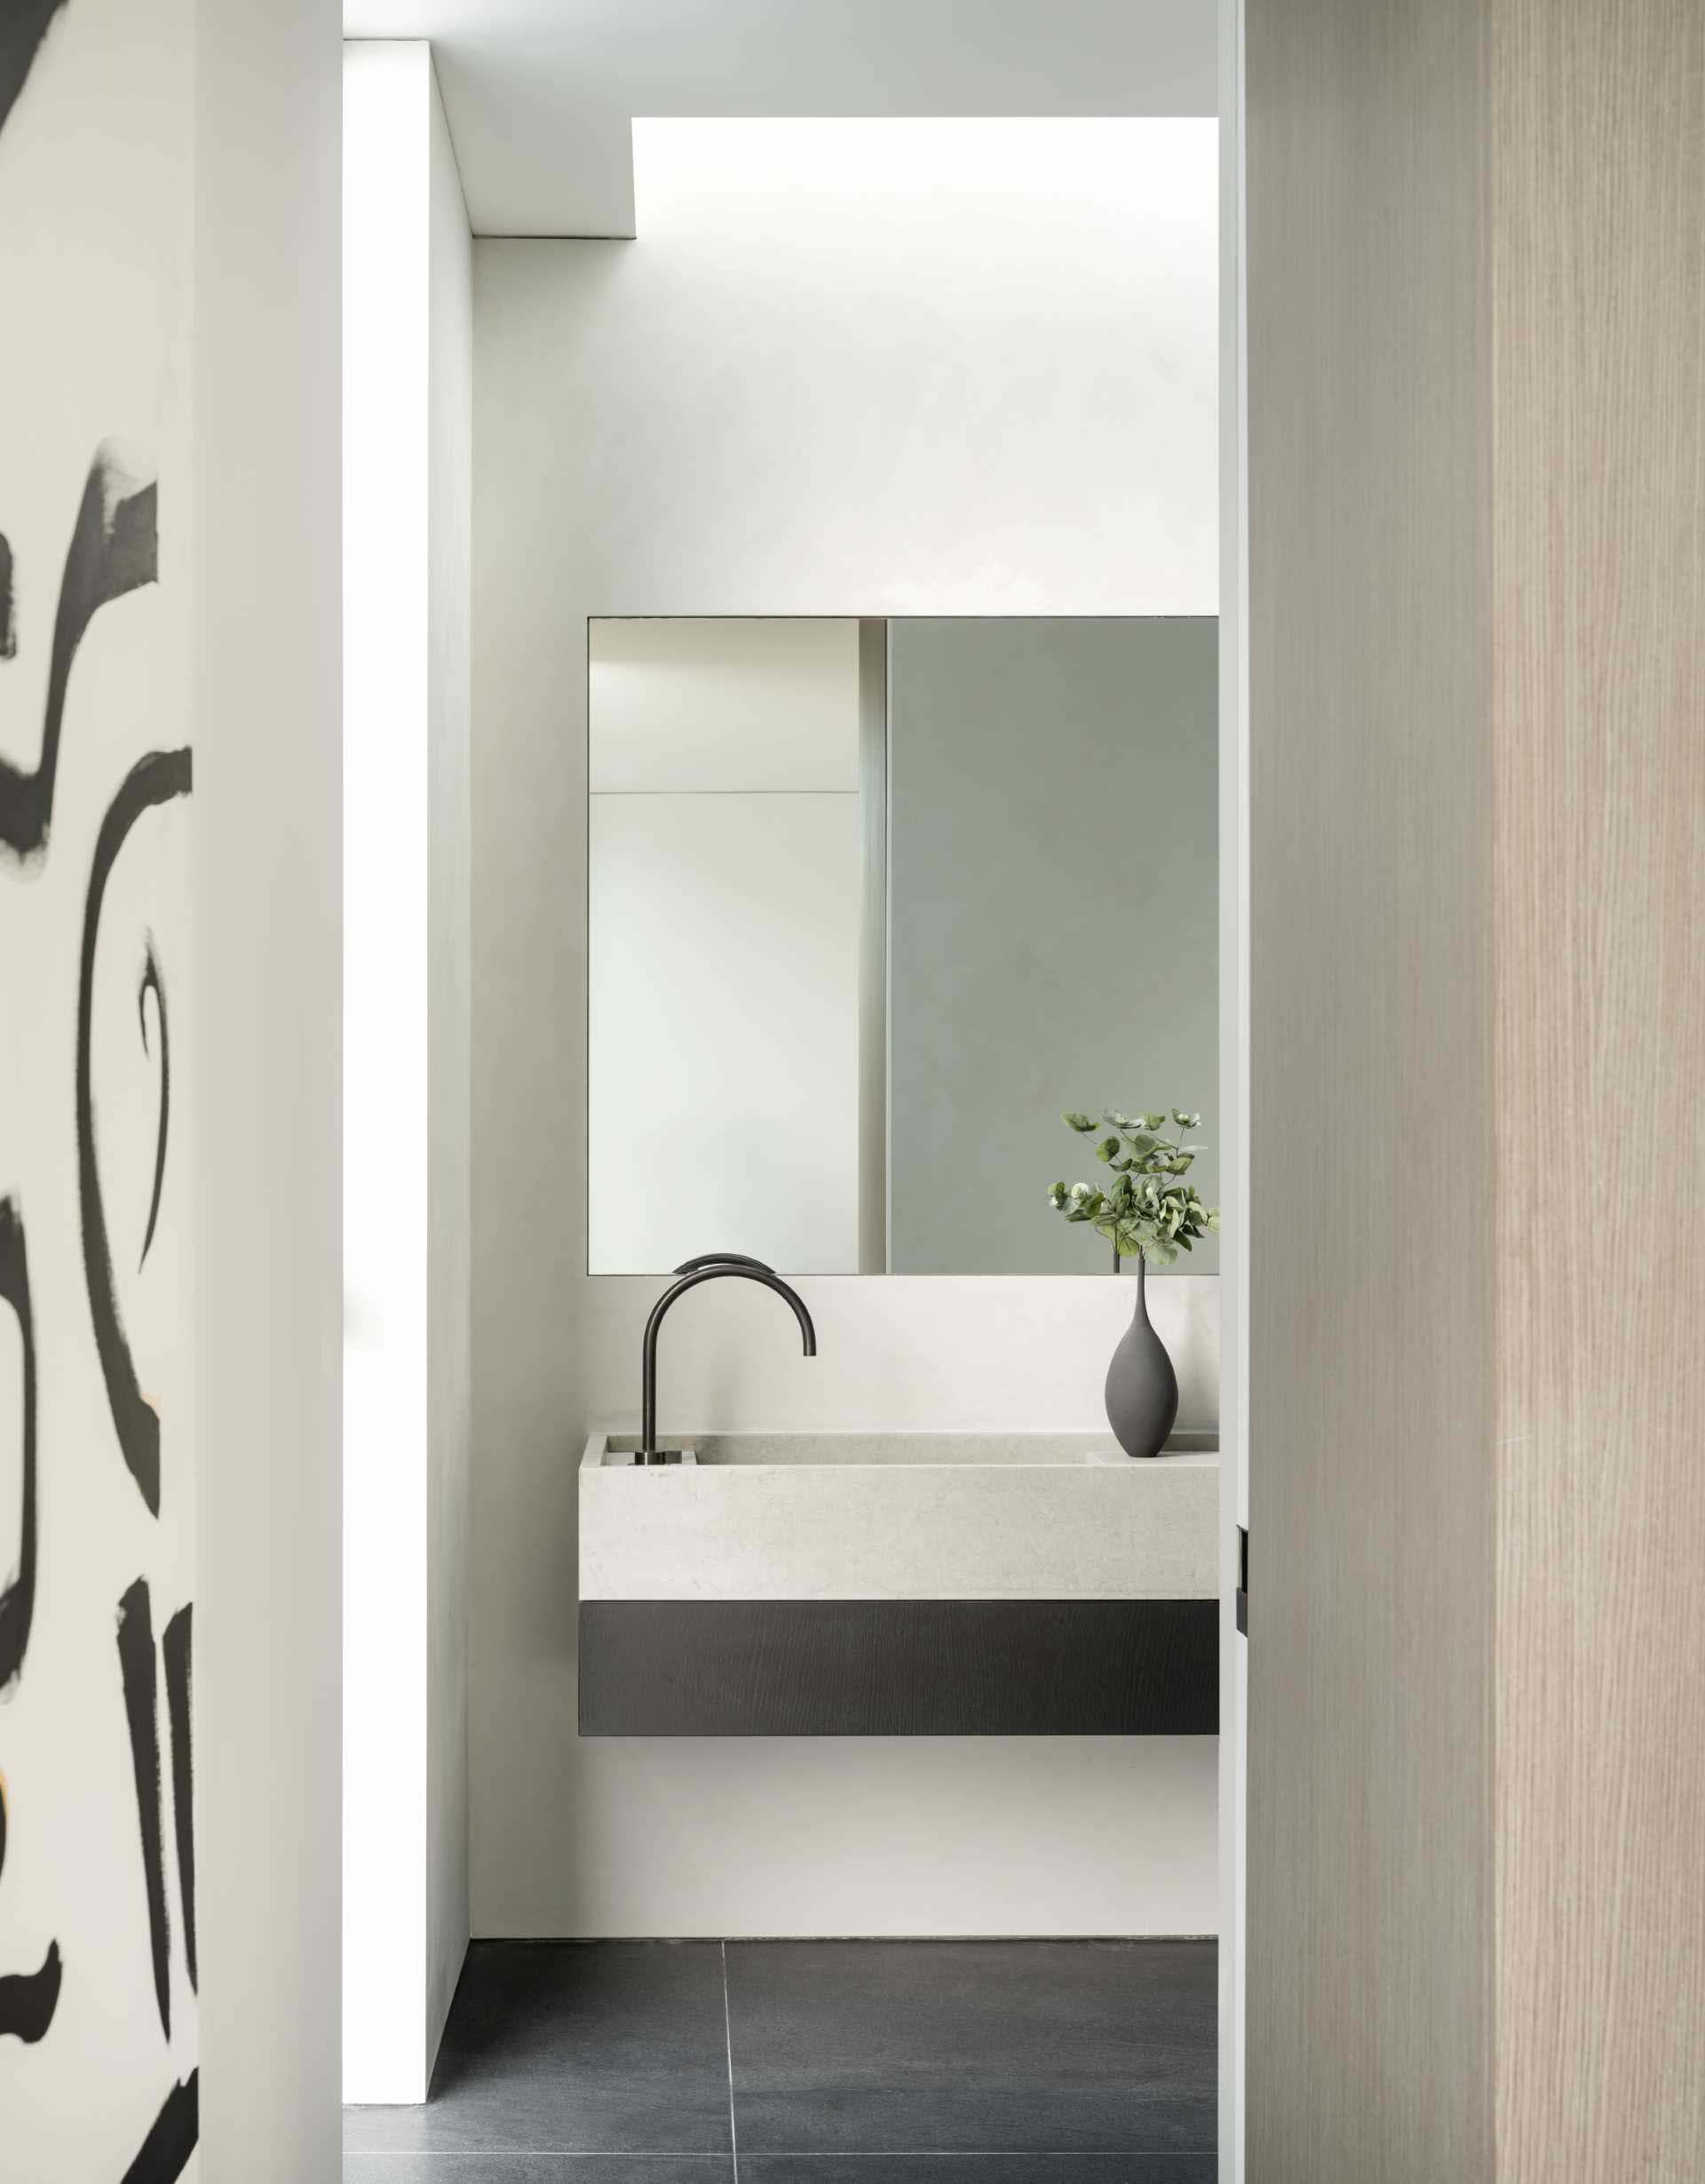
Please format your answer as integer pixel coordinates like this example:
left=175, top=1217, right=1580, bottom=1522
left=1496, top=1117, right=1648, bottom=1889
left=345, top=1939, right=1217, bottom=2184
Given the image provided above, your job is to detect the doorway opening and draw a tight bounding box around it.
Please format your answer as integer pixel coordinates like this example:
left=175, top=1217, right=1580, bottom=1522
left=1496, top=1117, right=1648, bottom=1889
left=340, top=30, right=1241, bottom=2182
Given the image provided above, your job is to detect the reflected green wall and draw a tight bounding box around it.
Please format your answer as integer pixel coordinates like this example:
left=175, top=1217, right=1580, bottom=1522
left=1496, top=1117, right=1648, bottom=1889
left=888, top=617, right=1218, bottom=1274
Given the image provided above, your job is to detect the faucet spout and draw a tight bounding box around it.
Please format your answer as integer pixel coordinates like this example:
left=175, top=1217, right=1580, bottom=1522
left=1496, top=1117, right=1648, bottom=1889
left=671, top=1251, right=776, bottom=1277
left=639, top=1263, right=817, bottom=1464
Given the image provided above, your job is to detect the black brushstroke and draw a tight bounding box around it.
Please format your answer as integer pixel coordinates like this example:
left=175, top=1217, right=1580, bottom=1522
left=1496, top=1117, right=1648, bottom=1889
left=138, top=941, right=170, bottom=1268
left=162, top=1604, right=195, bottom=1992
left=79, top=749, right=192, bottom=1515
left=0, top=1776, right=63, bottom=2045
left=0, top=533, right=15, bottom=659
left=0, top=1196, right=36, bottom=1686
left=116, top=1578, right=171, bottom=2039
left=0, top=0, right=66, bottom=139
left=0, top=448, right=158, bottom=860
left=0, top=1196, right=37, bottom=1689
left=0, top=1941, right=61, bottom=2044
left=121, top=2072, right=198, bottom=2184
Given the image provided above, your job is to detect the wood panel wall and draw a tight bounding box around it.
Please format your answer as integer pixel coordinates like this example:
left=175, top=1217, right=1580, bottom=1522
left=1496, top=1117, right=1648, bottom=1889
left=1247, top=0, right=1705, bottom=2176
left=1244, top=0, right=1495, bottom=2175
left=1491, top=2, right=1705, bottom=2175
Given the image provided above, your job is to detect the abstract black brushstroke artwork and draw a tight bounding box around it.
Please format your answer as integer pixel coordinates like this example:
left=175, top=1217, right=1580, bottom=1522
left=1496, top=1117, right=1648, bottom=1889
left=115, top=1578, right=172, bottom=2041
left=0, top=446, right=159, bottom=862
left=0, top=1939, right=62, bottom=2045
left=0, top=1195, right=38, bottom=1688
left=77, top=747, right=192, bottom=1516
left=0, top=1770, right=63, bottom=2044
left=4, top=11, right=202, bottom=2165
left=0, top=0, right=67, bottom=140
left=120, top=2072, right=198, bottom=2184
left=161, top=1604, right=195, bottom=1991
left=0, top=485, right=198, bottom=2160
left=138, top=941, right=170, bottom=1268
left=0, top=1202, right=62, bottom=2046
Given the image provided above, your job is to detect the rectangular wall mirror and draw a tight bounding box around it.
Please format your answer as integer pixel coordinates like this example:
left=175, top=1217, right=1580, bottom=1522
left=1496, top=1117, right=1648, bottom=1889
left=587, top=615, right=1217, bottom=1275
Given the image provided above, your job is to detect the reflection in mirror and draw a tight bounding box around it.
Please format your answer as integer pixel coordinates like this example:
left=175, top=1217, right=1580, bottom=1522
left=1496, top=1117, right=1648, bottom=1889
left=587, top=616, right=1217, bottom=1275
left=588, top=618, right=871, bottom=1274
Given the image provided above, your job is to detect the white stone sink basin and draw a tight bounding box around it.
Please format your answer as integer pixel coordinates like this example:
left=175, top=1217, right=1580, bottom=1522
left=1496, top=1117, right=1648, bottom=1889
left=579, top=1430, right=1218, bottom=1602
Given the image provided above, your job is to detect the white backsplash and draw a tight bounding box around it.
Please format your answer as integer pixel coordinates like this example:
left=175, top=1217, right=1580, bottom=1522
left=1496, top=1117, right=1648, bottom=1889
left=586, top=1273, right=1220, bottom=1438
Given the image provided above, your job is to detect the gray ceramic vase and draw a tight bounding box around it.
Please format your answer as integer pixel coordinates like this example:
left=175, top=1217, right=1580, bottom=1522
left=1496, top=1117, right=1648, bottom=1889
left=1104, top=1255, right=1178, bottom=1460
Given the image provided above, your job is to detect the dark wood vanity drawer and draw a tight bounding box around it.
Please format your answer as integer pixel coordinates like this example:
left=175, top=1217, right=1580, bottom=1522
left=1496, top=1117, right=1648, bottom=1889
left=578, top=1598, right=1217, bottom=1737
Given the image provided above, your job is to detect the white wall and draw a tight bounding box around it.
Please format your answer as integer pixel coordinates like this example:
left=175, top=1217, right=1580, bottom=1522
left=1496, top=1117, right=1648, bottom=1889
left=192, top=0, right=345, bottom=2174
left=472, top=119, right=1219, bottom=1940
left=344, top=39, right=472, bottom=2105
left=424, top=42, right=473, bottom=2104
left=586, top=1275, right=1220, bottom=1440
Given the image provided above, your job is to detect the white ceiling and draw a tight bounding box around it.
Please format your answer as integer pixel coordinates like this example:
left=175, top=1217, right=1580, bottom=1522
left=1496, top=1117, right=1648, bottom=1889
left=342, top=0, right=1217, bottom=234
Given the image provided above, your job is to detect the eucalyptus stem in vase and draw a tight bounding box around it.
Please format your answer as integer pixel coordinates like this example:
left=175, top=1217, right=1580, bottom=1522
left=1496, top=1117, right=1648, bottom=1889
left=1047, top=1109, right=1220, bottom=1459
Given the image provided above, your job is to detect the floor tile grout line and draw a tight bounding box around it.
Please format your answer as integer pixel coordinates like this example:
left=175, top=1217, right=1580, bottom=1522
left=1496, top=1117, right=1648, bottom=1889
left=344, top=2155, right=1216, bottom=2166
left=721, top=1938, right=741, bottom=2184
left=343, top=2152, right=734, bottom=2163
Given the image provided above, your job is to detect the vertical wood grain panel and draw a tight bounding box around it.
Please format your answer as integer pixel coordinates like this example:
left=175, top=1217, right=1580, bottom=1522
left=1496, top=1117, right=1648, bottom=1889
left=1244, top=0, right=1495, bottom=2173
left=1492, top=3, right=1705, bottom=2175
left=1248, top=0, right=1705, bottom=2173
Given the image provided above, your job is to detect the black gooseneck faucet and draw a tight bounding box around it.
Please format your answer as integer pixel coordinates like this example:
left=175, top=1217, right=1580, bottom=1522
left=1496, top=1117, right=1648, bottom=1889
left=670, top=1251, right=776, bottom=1277
left=638, top=1262, right=816, bottom=1465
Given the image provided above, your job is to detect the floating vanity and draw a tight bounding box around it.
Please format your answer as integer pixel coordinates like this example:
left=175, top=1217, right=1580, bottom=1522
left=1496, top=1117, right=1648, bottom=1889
left=579, top=1432, right=1219, bottom=1737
